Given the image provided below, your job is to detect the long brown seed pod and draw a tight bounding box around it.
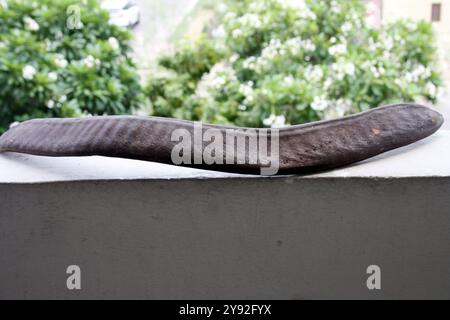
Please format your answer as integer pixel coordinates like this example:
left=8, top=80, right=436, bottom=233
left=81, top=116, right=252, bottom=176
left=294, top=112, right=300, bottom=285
left=0, top=103, right=443, bottom=175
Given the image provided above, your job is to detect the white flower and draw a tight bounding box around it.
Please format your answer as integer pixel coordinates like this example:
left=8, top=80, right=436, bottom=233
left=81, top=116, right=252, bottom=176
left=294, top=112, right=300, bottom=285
left=273, top=115, right=287, bottom=128
left=302, top=40, right=316, bottom=52
left=279, top=0, right=305, bottom=9
left=328, top=43, right=347, bottom=56
left=323, top=107, right=340, bottom=120
left=311, top=95, right=329, bottom=111
left=394, top=79, right=406, bottom=90
left=426, top=82, right=437, bottom=96
left=341, top=22, right=352, bottom=33
left=81, top=55, right=100, bottom=68
left=55, top=31, right=64, bottom=40
left=323, top=100, right=352, bottom=120
left=83, top=55, right=95, bottom=68
left=22, top=65, right=36, bottom=80
left=370, top=66, right=380, bottom=78
left=243, top=96, right=254, bottom=105
left=229, top=53, right=239, bottom=63
left=248, top=1, right=264, bottom=11
left=331, top=0, right=340, bottom=13
left=212, top=25, right=226, bottom=38
left=239, top=82, right=254, bottom=97
left=195, top=63, right=237, bottom=98
left=283, top=75, right=294, bottom=85
left=263, top=115, right=274, bottom=127
left=404, top=65, right=431, bottom=82
left=337, top=99, right=351, bottom=115
left=239, top=13, right=262, bottom=29
left=343, top=62, right=355, bottom=76
left=285, top=37, right=315, bottom=55
left=368, top=39, right=377, bottom=52
left=242, top=56, right=257, bottom=70
left=59, top=95, right=67, bottom=103
left=44, top=39, right=53, bottom=50
left=23, top=16, right=39, bottom=31
left=108, top=37, right=119, bottom=51
left=232, top=29, right=242, bottom=38
left=278, top=0, right=315, bottom=19
left=46, top=100, right=55, bottom=109
left=54, top=54, right=68, bottom=68
left=263, top=114, right=287, bottom=128
left=211, top=75, right=226, bottom=88
left=48, top=72, right=58, bottom=81
left=224, top=12, right=236, bottom=21
left=331, top=59, right=355, bottom=80
left=383, top=36, right=394, bottom=51
left=305, top=66, right=323, bottom=82
left=306, top=11, right=316, bottom=21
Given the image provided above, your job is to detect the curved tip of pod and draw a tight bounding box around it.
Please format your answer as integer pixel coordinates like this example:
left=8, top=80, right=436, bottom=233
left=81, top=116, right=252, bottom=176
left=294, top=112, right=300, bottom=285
left=410, top=103, right=444, bottom=132
left=389, top=103, right=444, bottom=135
left=428, top=106, right=444, bottom=130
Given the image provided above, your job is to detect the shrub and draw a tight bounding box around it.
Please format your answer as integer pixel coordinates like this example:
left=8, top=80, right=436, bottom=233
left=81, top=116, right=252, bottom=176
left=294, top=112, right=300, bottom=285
left=146, top=36, right=226, bottom=119
left=0, top=0, right=144, bottom=133
left=146, top=0, right=442, bottom=128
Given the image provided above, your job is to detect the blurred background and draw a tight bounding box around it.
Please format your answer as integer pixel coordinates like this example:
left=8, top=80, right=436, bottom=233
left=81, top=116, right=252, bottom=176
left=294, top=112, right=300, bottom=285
left=0, top=0, right=449, bottom=134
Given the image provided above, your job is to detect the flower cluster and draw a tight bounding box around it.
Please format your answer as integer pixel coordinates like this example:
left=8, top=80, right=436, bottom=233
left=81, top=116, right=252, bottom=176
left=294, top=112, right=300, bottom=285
left=0, top=0, right=143, bottom=133
left=23, top=16, right=39, bottom=31
left=147, top=0, right=442, bottom=128
left=263, top=114, right=287, bottom=128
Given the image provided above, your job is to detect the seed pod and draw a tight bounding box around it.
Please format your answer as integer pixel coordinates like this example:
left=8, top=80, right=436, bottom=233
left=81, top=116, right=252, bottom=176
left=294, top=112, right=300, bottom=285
left=0, top=104, right=443, bottom=175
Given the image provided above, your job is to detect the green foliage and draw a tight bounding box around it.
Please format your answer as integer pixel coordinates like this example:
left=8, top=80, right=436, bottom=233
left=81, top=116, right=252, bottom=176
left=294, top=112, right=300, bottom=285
left=147, top=36, right=226, bottom=119
left=146, top=0, right=442, bottom=128
left=0, top=0, right=144, bottom=133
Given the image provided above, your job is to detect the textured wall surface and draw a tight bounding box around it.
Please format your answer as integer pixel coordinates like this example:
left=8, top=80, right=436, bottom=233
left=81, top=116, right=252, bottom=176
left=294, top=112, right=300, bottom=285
left=0, top=131, right=449, bottom=299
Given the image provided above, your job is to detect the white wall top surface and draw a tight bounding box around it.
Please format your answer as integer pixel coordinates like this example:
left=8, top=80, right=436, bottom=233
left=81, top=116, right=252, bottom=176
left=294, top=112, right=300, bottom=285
left=0, top=130, right=449, bottom=183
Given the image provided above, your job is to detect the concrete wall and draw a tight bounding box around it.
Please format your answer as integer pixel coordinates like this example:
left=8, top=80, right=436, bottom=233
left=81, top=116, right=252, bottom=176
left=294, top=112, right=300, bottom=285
left=0, top=131, right=450, bottom=299
left=382, top=0, right=450, bottom=26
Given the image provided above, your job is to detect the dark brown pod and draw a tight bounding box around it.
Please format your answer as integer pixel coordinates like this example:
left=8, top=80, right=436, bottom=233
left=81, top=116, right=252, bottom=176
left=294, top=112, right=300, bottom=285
left=0, top=103, right=443, bottom=175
